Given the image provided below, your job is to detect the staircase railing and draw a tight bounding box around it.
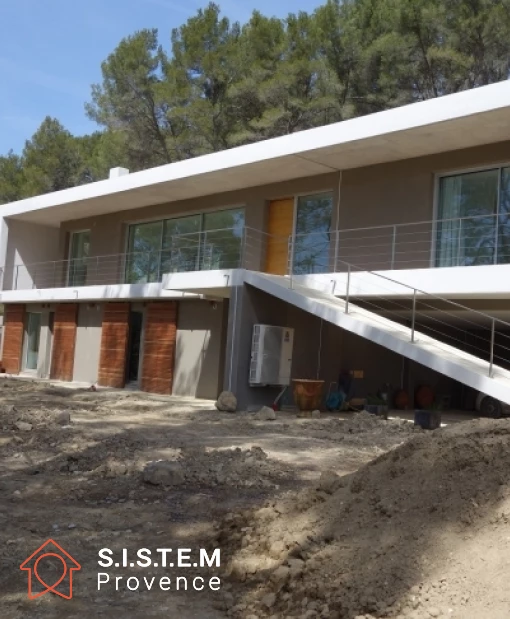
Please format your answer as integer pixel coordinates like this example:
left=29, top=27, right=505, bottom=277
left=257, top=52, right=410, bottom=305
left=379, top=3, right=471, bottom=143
left=287, top=254, right=510, bottom=380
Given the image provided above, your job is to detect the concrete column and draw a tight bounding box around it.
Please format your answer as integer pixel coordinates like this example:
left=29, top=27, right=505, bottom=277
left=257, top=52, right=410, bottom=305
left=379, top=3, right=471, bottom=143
left=0, top=217, right=9, bottom=290
left=223, top=278, right=285, bottom=410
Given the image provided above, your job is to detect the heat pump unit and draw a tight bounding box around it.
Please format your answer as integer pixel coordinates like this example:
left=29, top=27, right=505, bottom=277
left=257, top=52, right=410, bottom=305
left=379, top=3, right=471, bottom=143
left=249, top=324, right=294, bottom=386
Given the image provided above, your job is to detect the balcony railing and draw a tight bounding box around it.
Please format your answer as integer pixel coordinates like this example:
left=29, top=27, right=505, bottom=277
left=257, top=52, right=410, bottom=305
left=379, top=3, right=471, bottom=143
left=9, top=226, right=246, bottom=291
left=4, top=213, right=510, bottom=292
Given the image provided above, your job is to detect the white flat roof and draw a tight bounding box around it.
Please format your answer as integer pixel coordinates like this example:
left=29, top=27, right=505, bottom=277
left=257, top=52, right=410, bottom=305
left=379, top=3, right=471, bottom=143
left=5, top=80, right=510, bottom=226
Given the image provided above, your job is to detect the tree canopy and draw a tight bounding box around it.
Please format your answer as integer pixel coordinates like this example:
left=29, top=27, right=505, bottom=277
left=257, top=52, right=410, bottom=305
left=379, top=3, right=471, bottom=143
left=1, top=0, right=510, bottom=203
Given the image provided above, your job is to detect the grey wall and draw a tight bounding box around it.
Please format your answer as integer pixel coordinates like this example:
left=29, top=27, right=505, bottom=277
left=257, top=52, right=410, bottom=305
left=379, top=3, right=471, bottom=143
left=73, top=303, right=104, bottom=384
left=224, top=284, right=407, bottom=410
left=173, top=299, right=226, bottom=400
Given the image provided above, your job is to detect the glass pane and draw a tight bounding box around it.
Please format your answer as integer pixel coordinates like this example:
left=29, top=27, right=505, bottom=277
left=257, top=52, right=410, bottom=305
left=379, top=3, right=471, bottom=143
left=25, top=313, right=41, bottom=370
left=202, top=209, right=245, bottom=270
left=294, top=193, right=333, bottom=274
left=68, top=230, right=90, bottom=286
left=125, top=221, right=163, bottom=283
left=498, top=168, right=510, bottom=265
left=161, top=215, right=201, bottom=273
left=436, top=170, right=498, bottom=267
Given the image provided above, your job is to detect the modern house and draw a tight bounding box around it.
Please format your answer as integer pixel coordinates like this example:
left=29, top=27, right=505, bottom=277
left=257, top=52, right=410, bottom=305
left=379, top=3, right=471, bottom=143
left=2, top=80, right=510, bottom=410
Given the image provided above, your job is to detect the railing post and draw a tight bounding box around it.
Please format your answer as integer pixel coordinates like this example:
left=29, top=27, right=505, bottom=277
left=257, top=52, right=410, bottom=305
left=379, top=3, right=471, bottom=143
left=457, top=218, right=463, bottom=266
left=391, top=225, right=397, bottom=270
left=33, top=265, right=37, bottom=289
left=14, top=265, right=19, bottom=290
left=345, top=264, right=351, bottom=314
left=489, top=318, right=496, bottom=378
left=197, top=232, right=203, bottom=271
left=333, top=229, right=340, bottom=272
left=411, top=289, right=417, bottom=342
left=53, top=261, right=57, bottom=287
left=240, top=227, right=247, bottom=269
left=288, top=234, right=295, bottom=289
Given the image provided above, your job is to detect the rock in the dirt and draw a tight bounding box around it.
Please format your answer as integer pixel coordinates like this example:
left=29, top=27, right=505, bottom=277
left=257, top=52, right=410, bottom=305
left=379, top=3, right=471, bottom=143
left=255, top=406, right=276, bottom=421
left=318, top=470, right=342, bottom=494
left=269, top=540, right=286, bottom=559
left=271, top=565, right=290, bottom=587
left=14, top=421, right=32, bottom=432
left=54, top=411, right=71, bottom=425
left=311, top=409, right=321, bottom=418
left=215, top=391, right=237, bottom=413
left=106, top=460, right=128, bottom=478
left=261, top=593, right=277, bottom=610
left=143, top=461, right=185, bottom=486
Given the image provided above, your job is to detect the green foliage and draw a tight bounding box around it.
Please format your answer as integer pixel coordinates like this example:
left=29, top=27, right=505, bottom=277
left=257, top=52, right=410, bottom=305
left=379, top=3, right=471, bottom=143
left=22, top=117, right=83, bottom=196
left=0, top=151, right=24, bottom=204
left=86, top=29, right=171, bottom=170
left=2, top=0, right=510, bottom=203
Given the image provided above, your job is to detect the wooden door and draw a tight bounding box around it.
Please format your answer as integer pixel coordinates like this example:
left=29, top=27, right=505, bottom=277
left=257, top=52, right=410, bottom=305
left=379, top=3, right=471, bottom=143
left=264, top=198, right=294, bottom=275
left=98, top=302, right=130, bottom=388
left=50, top=304, right=78, bottom=381
left=140, top=301, right=178, bottom=395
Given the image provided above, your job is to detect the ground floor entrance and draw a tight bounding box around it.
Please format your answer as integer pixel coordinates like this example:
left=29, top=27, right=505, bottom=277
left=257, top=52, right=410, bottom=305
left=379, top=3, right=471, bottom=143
left=0, top=298, right=227, bottom=399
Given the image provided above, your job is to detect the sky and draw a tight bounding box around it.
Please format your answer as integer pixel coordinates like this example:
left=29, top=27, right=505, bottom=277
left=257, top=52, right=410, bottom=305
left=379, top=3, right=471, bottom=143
left=0, top=0, right=322, bottom=155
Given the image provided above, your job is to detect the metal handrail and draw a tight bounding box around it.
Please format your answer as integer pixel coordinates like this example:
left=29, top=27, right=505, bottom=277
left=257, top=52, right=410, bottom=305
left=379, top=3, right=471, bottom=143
left=289, top=254, right=507, bottom=378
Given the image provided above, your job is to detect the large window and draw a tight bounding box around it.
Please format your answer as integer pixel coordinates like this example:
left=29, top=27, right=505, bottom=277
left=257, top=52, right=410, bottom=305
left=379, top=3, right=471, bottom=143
left=125, top=208, right=245, bottom=284
left=68, top=230, right=90, bottom=286
left=293, top=192, right=333, bottom=274
left=436, top=167, right=510, bottom=267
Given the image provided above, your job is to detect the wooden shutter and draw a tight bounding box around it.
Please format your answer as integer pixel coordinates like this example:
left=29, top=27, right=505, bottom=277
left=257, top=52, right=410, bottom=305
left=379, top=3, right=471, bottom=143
left=264, top=198, right=294, bottom=275
left=98, top=302, right=130, bottom=388
left=141, top=301, right=177, bottom=394
left=50, top=303, right=78, bottom=381
left=2, top=304, right=25, bottom=374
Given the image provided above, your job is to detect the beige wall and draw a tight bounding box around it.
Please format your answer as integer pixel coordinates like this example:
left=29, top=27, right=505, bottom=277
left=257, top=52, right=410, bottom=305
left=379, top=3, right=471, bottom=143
left=173, top=299, right=226, bottom=400
left=338, top=140, right=510, bottom=270
left=20, top=138, right=510, bottom=278
left=4, top=221, right=61, bottom=290
left=59, top=173, right=339, bottom=277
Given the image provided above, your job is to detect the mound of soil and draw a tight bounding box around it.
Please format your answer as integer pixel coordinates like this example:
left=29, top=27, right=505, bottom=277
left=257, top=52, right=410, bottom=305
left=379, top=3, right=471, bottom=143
left=219, top=419, right=510, bottom=619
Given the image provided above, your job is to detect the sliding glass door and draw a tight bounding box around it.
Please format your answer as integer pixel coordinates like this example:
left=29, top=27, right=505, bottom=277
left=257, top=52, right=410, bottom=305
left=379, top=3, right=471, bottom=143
left=23, top=312, right=42, bottom=371
left=161, top=215, right=201, bottom=273
left=202, top=209, right=245, bottom=269
left=436, top=167, right=510, bottom=267
left=293, top=193, right=333, bottom=274
left=68, top=230, right=90, bottom=286
left=125, top=208, right=245, bottom=284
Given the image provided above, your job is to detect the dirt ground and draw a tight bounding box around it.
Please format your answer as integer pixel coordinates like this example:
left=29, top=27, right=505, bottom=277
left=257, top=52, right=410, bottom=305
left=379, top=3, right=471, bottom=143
left=0, top=378, right=508, bottom=618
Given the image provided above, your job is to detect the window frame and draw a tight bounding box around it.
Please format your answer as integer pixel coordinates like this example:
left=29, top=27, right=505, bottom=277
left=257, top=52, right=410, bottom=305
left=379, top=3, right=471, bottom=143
left=124, top=206, right=246, bottom=281
left=22, top=311, right=42, bottom=373
left=67, top=229, right=91, bottom=286
left=292, top=190, right=335, bottom=275
left=433, top=163, right=510, bottom=267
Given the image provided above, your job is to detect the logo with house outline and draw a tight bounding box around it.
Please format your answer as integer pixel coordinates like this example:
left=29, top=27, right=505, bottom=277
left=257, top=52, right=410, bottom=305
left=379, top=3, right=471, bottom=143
left=20, top=539, right=81, bottom=599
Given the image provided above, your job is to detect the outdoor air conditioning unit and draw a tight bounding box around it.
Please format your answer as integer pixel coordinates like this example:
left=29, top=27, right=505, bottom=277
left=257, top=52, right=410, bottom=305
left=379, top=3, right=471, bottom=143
left=249, top=324, right=294, bottom=386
